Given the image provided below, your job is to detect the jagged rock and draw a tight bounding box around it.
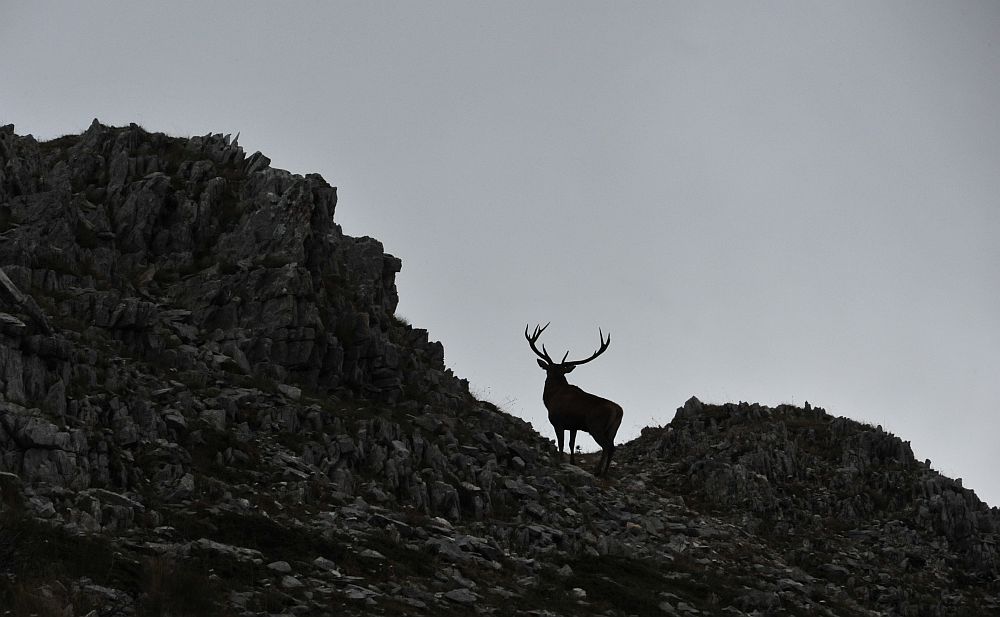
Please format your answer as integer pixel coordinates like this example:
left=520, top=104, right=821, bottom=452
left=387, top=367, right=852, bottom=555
left=27, top=494, right=55, bottom=518
left=0, top=266, right=51, bottom=334
left=0, top=312, right=27, bottom=336
left=0, top=470, right=23, bottom=510
left=200, top=408, right=226, bottom=431
left=443, top=587, right=478, bottom=604
left=313, top=556, right=341, bottom=576
left=277, top=383, right=302, bottom=400
left=280, top=575, right=303, bottom=589
left=267, top=560, right=292, bottom=574
left=188, top=538, right=265, bottom=565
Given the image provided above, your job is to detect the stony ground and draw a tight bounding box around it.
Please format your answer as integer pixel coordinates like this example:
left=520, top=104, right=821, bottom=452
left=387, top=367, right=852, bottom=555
left=0, top=122, right=997, bottom=616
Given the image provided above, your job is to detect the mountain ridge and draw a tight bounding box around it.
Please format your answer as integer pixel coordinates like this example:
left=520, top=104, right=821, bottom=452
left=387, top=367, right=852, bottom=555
left=0, top=121, right=997, bottom=616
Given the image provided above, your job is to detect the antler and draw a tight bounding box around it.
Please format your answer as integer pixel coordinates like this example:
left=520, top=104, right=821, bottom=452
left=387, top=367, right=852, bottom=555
left=527, top=324, right=611, bottom=367
left=561, top=328, right=611, bottom=367
left=525, top=322, right=554, bottom=365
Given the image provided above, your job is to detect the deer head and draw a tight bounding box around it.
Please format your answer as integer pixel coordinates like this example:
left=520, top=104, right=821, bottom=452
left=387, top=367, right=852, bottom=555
left=524, top=322, right=611, bottom=377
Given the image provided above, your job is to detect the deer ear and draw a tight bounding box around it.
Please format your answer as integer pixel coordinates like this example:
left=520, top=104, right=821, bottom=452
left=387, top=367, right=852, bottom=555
left=564, top=365, right=576, bottom=373
left=537, top=359, right=548, bottom=369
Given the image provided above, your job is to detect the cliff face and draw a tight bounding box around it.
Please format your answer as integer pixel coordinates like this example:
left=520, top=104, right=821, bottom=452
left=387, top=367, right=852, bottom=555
left=0, top=119, right=463, bottom=404
left=0, top=122, right=997, bottom=617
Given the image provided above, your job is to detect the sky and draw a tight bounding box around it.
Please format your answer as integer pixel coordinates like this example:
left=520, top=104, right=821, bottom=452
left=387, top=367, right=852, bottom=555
left=2, top=2, right=998, bottom=506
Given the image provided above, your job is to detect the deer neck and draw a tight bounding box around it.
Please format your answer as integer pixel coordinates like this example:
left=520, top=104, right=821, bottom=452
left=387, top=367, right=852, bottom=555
left=543, top=373, right=569, bottom=402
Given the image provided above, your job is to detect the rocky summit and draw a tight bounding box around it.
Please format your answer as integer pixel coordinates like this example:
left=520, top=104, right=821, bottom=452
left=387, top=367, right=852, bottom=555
left=0, top=121, right=997, bottom=617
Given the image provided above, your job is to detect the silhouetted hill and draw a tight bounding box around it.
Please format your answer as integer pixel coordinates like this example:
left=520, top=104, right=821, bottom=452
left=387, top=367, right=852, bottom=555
left=0, top=122, right=996, bottom=616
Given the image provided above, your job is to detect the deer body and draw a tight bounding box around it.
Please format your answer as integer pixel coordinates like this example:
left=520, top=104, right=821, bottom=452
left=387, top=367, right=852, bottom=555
left=526, top=323, right=624, bottom=475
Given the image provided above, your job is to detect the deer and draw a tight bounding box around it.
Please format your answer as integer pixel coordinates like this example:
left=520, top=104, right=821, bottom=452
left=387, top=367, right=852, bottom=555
left=525, top=323, right=624, bottom=476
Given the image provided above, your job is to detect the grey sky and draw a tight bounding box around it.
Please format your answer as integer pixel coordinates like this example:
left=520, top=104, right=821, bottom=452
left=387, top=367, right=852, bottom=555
left=3, top=2, right=999, bottom=505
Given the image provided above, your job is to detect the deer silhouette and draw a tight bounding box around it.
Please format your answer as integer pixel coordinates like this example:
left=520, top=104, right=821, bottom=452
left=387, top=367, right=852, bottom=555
left=525, top=323, right=624, bottom=476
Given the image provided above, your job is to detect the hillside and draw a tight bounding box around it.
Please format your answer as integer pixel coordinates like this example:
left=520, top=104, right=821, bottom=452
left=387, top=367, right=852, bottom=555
left=0, top=121, right=997, bottom=616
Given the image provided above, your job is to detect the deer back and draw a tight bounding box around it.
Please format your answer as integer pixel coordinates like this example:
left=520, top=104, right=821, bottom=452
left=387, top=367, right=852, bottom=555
left=544, top=380, right=619, bottom=429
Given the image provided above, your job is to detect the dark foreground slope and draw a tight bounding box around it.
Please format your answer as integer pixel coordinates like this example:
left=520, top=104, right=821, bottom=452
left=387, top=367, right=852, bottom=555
left=0, top=122, right=997, bottom=616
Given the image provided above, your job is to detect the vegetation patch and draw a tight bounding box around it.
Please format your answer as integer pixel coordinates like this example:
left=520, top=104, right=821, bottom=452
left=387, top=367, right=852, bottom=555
left=169, top=508, right=342, bottom=566
left=0, top=511, right=135, bottom=587
left=136, top=555, right=228, bottom=617
left=509, top=555, right=675, bottom=615
left=185, top=427, right=262, bottom=484
left=37, top=133, right=82, bottom=154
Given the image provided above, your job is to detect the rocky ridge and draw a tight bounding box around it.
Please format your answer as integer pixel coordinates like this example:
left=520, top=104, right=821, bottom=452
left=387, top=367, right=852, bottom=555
left=0, top=122, right=997, bottom=616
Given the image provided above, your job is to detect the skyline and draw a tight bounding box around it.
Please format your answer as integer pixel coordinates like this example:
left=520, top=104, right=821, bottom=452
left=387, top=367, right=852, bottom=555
left=3, top=2, right=998, bottom=505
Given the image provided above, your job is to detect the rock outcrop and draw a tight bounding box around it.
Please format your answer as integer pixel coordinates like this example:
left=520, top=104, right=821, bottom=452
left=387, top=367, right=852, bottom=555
left=0, top=122, right=997, bottom=616
left=0, top=120, right=462, bottom=405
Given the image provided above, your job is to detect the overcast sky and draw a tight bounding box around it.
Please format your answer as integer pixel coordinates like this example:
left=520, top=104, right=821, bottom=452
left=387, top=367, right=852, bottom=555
left=3, top=2, right=998, bottom=506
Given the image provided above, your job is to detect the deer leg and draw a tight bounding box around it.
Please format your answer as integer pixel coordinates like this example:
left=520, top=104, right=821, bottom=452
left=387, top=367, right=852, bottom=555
left=556, top=429, right=565, bottom=458
left=593, top=433, right=615, bottom=475
left=602, top=444, right=616, bottom=475
left=569, top=430, right=577, bottom=465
